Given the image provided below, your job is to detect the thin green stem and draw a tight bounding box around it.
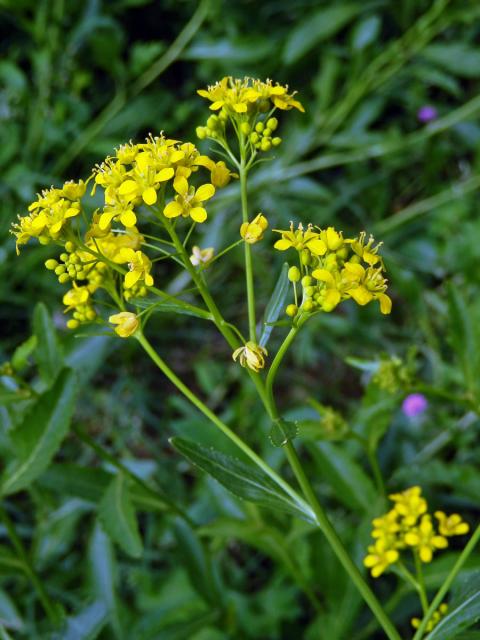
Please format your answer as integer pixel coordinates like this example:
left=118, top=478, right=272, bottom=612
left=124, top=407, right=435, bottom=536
left=239, top=137, right=257, bottom=342
left=366, top=447, right=386, bottom=499
left=136, top=331, right=314, bottom=521
left=0, top=505, right=60, bottom=625
left=283, top=442, right=401, bottom=640
left=412, top=524, right=480, bottom=640
left=264, top=324, right=401, bottom=640
left=414, top=551, right=429, bottom=615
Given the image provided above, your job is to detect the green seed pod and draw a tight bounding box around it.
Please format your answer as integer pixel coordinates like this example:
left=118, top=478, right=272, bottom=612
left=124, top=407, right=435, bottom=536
left=288, top=266, right=301, bottom=282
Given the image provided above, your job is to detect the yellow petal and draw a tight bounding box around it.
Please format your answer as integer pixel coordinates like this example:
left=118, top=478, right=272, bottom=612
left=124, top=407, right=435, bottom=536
left=233, top=103, right=248, bottom=113
left=124, top=270, right=140, bottom=289
left=156, top=167, right=175, bottom=182
left=118, top=180, right=138, bottom=196
left=195, top=183, right=215, bottom=202
left=273, top=238, right=291, bottom=251
left=142, top=187, right=157, bottom=205
left=210, top=100, right=224, bottom=110
left=144, top=273, right=154, bottom=287
left=169, top=150, right=184, bottom=164
left=173, top=176, right=188, bottom=196
left=120, top=209, right=137, bottom=227
left=312, top=269, right=334, bottom=285
left=349, top=286, right=372, bottom=306
left=379, top=294, right=392, bottom=315
left=306, top=239, right=327, bottom=255
left=190, top=207, right=207, bottom=223
left=194, top=155, right=214, bottom=169
left=163, top=201, right=183, bottom=218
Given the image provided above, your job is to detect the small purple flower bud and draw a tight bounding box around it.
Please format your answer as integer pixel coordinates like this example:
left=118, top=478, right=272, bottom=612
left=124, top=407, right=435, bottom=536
left=417, top=105, right=438, bottom=123
left=402, top=393, right=428, bottom=418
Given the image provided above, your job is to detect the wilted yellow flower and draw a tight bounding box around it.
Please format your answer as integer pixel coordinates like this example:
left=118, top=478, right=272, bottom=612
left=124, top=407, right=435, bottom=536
left=240, top=214, right=268, bottom=244
left=109, top=312, right=139, bottom=338
left=190, top=246, right=214, bottom=267
left=434, top=512, right=469, bottom=537
left=404, top=515, right=448, bottom=562
left=118, top=248, right=154, bottom=289
left=274, top=223, right=327, bottom=255
left=163, top=176, right=215, bottom=223
left=232, top=342, right=267, bottom=372
left=363, top=539, right=399, bottom=578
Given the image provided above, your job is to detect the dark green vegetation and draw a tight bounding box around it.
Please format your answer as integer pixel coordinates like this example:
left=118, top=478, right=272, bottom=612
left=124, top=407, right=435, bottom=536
left=1, top=0, right=480, bottom=638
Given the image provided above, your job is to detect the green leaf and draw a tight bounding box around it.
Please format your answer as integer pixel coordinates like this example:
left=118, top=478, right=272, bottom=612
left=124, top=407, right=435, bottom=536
left=132, top=295, right=212, bottom=320
left=1, top=369, right=78, bottom=496
left=428, top=589, right=480, bottom=639
left=11, top=335, right=37, bottom=372
left=283, top=4, right=363, bottom=65
left=422, top=43, right=480, bottom=78
left=259, top=263, right=290, bottom=348
left=32, top=303, right=63, bottom=385
left=54, top=600, right=108, bottom=640
left=39, top=464, right=112, bottom=502
left=351, top=14, right=381, bottom=50
left=88, top=523, right=122, bottom=639
left=269, top=419, right=298, bottom=447
left=170, top=437, right=313, bottom=522
left=173, top=518, right=222, bottom=607
left=447, top=283, right=478, bottom=393
left=99, top=473, right=143, bottom=559
left=311, top=442, right=377, bottom=511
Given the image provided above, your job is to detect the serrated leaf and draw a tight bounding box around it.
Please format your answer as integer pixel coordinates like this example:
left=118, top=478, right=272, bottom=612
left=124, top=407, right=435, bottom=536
left=170, top=437, right=313, bottom=522
left=259, top=263, right=290, bottom=348
left=33, top=303, right=63, bottom=385
left=54, top=600, right=108, bottom=640
left=99, top=473, right=143, bottom=559
left=283, top=4, right=362, bottom=65
left=1, top=369, right=78, bottom=496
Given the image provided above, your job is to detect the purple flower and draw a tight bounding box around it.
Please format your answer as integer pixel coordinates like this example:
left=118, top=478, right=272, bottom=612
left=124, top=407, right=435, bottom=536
left=402, top=393, right=428, bottom=418
left=417, top=105, right=438, bottom=123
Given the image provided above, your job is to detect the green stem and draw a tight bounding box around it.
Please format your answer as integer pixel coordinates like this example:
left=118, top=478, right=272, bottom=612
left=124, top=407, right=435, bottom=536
left=414, top=551, right=429, bottom=615
left=0, top=505, right=60, bottom=625
left=366, top=446, right=386, bottom=499
left=264, top=324, right=401, bottom=640
left=239, top=142, right=257, bottom=342
left=136, top=331, right=314, bottom=521
left=412, top=524, right=480, bottom=640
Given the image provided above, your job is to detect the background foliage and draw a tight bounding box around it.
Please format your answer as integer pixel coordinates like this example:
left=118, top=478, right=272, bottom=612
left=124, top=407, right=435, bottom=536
left=1, top=0, right=480, bottom=637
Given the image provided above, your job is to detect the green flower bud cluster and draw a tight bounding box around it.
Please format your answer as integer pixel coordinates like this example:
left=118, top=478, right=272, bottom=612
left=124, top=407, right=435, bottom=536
left=124, top=280, right=148, bottom=302
left=67, top=304, right=96, bottom=330
left=45, top=241, right=95, bottom=285
left=371, top=356, right=411, bottom=394
left=196, top=110, right=228, bottom=141
left=249, top=117, right=282, bottom=152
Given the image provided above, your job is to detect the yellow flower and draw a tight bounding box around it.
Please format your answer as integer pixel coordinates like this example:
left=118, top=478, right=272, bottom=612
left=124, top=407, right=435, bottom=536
left=371, top=509, right=401, bottom=541
left=434, top=511, right=470, bottom=537
left=240, top=214, right=268, bottom=244
left=274, top=223, right=327, bottom=255
left=389, top=486, right=427, bottom=526
left=117, top=151, right=174, bottom=206
left=118, top=248, right=154, bottom=289
left=194, top=156, right=236, bottom=187
left=190, top=246, right=214, bottom=267
left=63, top=285, right=90, bottom=311
left=341, top=262, right=392, bottom=315
left=109, top=312, right=139, bottom=338
left=163, top=176, right=215, bottom=223
left=404, top=515, right=448, bottom=562
left=363, top=539, right=399, bottom=578
left=232, top=342, right=267, bottom=372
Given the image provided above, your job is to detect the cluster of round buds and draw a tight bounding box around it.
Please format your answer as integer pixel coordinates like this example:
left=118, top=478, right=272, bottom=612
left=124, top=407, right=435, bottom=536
left=245, top=118, right=282, bottom=152
left=196, top=111, right=228, bottom=141
left=62, top=285, right=96, bottom=330
left=411, top=603, right=448, bottom=633
left=44, top=241, right=97, bottom=286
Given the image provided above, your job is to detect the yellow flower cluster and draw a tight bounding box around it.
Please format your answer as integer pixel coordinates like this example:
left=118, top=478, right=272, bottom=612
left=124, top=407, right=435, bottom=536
left=12, top=130, right=226, bottom=333
left=196, top=77, right=303, bottom=155
left=197, top=76, right=304, bottom=115
left=12, top=180, right=85, bottom=254
left=274, top=224, right=392, bottom=316
left=240, top=214, right=268, bottom=244
left=364, top=486, right=469, bottom=578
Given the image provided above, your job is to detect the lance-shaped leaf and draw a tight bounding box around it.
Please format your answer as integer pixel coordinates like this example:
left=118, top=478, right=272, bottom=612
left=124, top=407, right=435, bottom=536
left=33, top=302, right=63, bottom=385
left=259, top=263, right=290, bottom=348
left=170, top=437, right=313, bottom=522
left=99, top=473, right=143, bottom=559
left=1, top=369, right=78, bottom=496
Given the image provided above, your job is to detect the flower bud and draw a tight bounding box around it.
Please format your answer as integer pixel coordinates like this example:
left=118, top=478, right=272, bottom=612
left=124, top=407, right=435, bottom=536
left=272, top=137, right=282, bottom=147
left=267, top=117, right=278, bottom=131
left=196, top=126, right=207, bottom=140
left=288, top=266, right=301, bottom=282
left=240, top=122, right=251, bottom=134
left=45, top=259, right=58, bottom=270
left=255, top=122, right=264, bottom=133
left=240, top=214, right=268, bottom=244
left=286, top=304, right=298, bottom=317
left=109, top=311, right=139, bottom=338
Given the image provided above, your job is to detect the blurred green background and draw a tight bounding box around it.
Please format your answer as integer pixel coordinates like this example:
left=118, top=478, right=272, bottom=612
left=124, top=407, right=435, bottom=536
left=1, top=0, right=480, bottom=638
